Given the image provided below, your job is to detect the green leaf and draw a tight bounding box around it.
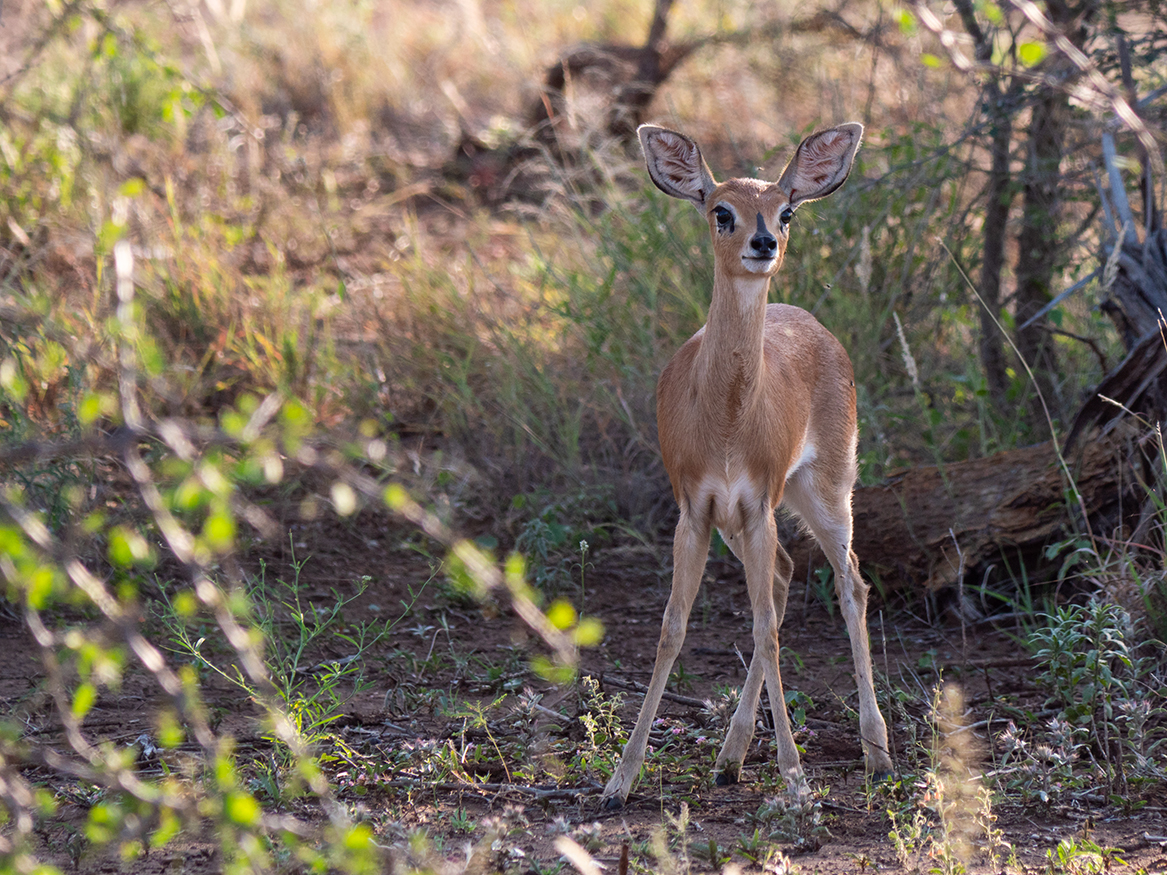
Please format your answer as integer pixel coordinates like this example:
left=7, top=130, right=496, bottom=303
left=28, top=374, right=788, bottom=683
left=1018, top=41, right=1046, bottom=66
left=574, top=617, right=604, bottom=647
left=383, top=483, right=408, bottom=511
left=78, top=392, right=103, bottom=425
left=26, top=566, right=58, bottom=609
left=979, top=0, right=1004, bottom=24
left=150, top=808, right=181, bottom=848
left=118, top=178, right=146, bottom=197
left=922, top=53, right=943, bottom=68
left=0, top=358, right=28, bottom=402
left=203, top=509, right=236, bottom=553
left=224, top=791, right=261, bottom=826
left=72, top=682, right=98, bottom=719
left=96, top=218, right=126, bottom=254
left=547, top=599, right=577, bottom=630
left=531, top=655, right=575, bottom=684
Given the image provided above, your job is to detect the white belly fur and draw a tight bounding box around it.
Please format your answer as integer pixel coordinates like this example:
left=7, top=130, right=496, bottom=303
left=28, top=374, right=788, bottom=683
left=698, top=442, right=816, bottom=536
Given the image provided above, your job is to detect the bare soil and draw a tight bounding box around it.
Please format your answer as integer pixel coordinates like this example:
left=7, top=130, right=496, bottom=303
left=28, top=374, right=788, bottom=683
left=8, top=509, right=1167, bottom=874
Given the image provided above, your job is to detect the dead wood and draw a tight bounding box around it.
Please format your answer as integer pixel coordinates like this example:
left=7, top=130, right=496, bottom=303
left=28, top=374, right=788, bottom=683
left=1070, top=123, right=1167, bottom=447
left=786, top=426, right=1135, bottom=592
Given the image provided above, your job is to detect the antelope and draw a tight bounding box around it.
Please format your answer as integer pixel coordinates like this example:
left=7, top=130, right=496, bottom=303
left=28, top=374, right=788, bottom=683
left=600, top=123, right=894, bottom=810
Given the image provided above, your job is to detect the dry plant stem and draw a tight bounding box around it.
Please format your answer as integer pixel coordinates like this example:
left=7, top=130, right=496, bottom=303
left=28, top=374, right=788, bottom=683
left=600, top=674, right=707, bottom=708
left=950, top=529, right=966, bottom=661
left=934, top=684, right=983, bottom=868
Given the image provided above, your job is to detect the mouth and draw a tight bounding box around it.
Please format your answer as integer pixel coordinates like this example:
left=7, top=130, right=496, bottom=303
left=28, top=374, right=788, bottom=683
left=742, top=255, right=777, bottom=272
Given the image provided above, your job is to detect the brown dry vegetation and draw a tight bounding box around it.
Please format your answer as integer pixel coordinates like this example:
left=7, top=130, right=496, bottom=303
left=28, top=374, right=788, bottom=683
left=2, top=0, right=1167, bottom=873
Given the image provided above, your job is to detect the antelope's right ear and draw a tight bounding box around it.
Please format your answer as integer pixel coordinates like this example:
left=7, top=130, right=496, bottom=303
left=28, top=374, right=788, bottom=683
left=638, top=125, right=718, bottom=212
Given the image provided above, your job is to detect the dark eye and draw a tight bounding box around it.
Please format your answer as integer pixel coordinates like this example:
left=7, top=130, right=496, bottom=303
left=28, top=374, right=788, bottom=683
left=713, top=206, right=735, bottom=233
left=779, top=206, right=794, bottom=226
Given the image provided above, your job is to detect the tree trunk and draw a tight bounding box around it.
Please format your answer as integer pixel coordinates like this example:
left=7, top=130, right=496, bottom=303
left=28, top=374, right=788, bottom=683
left=979, top=97, right=1016, bottom=407
left=951, top=0, right=1013, bottom=411
left=1014, top=87, right=1069, bottom=433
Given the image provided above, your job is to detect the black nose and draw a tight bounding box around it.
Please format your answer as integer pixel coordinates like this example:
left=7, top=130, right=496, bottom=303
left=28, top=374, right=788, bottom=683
left=750, top=212, right=777, bottom=257
left=750, top=232, right=777, bottom=257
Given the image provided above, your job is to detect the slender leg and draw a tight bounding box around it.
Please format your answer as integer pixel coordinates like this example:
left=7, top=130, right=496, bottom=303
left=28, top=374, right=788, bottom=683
left=786, top=478, right=894, bottom=776
left=714, top=532, right=794, bottom=785
left=738, top=512, right=808, bottom=798
left=831, top=544, right=894, bottom=775
left=601, top=509, right=711, bottom=809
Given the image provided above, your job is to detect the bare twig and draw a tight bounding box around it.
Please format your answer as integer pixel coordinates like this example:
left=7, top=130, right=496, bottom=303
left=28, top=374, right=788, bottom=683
left=600, top=674, right=708, bottom=709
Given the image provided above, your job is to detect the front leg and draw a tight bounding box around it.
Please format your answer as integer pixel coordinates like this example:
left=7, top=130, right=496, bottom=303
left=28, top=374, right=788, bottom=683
left=741, top=511, right=808, bottom=800
left=601, top=511, right=710, bottom=809
left=714, top=536, right=795, bottom=785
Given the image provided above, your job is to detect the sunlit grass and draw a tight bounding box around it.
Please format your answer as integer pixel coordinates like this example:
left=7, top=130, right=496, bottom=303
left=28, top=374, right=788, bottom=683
left=1, top=0, right=1125, bottom=511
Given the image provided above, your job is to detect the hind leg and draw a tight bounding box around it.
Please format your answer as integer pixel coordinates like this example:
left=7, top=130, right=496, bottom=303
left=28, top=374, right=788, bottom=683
left=785, top=476, right=894, bottom=777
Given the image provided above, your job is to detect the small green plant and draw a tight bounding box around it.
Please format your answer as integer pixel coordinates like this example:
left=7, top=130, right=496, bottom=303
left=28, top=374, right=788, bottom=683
left=996, top=717, right=1086, bottom=806
left=512, top=488, right=616, bottom=593
left=1044, top=836, right=1126, bottom=875
left=667, top=660, right=698, bottom=693
left=784, top=689, right=814, bottom=728
left=1030, top=601, right=1136, bottom=718
left=572, top=675, right=625, bottom=783
left=689, top=836, right=730, bottom=869
left=449, top=694, right=512, bottom=782
left=1027, top=599, right=1167, bottom=797
left=750, top=789, right=831, bottom=850
left=734, top=828, right=769, bottom=864
left=977, top=785, right=1016, bottom=871
left=811, top=565, right=836, bottom=618
left=888, top=801, right=931, bottom=871
left=157, top=556, right=390, bottom=759
left=448, top=807, right=475, bottom=834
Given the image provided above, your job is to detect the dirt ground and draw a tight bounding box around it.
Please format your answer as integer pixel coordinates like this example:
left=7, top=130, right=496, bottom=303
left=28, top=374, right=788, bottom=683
left=7, top=509, right=1167, bottom=874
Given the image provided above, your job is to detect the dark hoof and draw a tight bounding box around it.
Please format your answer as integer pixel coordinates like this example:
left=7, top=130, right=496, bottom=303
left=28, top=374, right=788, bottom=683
left=714, top=769, right=739, bottom=787
left=870, top=769, right=896, bottom=783
left=600, top=794, right=625, bottom=811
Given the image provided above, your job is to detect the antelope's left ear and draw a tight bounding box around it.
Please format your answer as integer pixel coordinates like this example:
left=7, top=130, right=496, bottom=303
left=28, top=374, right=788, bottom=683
left=777, top=122, right=863, bottom=209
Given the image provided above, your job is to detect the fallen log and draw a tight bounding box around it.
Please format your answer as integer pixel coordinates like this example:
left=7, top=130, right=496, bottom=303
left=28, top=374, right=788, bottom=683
left=786, top=425, right=1137, bottom=591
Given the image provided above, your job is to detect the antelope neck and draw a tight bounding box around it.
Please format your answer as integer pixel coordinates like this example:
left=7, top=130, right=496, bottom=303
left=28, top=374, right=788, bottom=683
left=695, top=266, right=771, bottom=400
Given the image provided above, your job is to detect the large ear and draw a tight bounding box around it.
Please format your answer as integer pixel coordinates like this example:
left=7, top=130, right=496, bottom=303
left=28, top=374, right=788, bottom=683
left=638, top=125, right=718, bottom=212
left=776, top=122, right=863, bottom=209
